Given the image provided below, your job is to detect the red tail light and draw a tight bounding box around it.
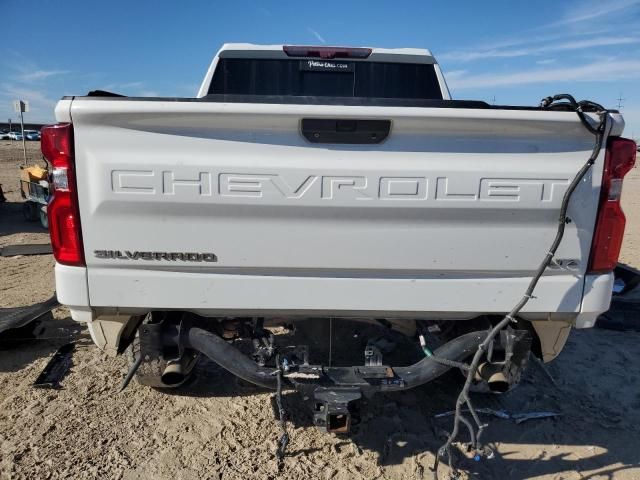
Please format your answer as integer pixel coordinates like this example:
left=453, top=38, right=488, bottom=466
left=588, top=137, right=636, bottom=273
left=283, top=45, right=372, bottom=59
left=41, top=123, right=85, bottom=266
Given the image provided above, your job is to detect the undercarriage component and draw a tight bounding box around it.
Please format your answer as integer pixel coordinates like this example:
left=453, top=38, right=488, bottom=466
left=183, top=326, right=488, bottom=395
left=313, top=388, right=362, bottom=433
left=184, top=326, right=279, bottom=389
left=124, top=314, right=199, bottom=389
left=181, top=325, right=489, bottom=433
left=251, top=319, right=276, bottom=366
left=135, top=314, right=533, bottom=436
left=364, top=343, right=383, bottom=366
left=161, top=355, right=197, bottom=385
left=471, top=328, right=532, bottom=393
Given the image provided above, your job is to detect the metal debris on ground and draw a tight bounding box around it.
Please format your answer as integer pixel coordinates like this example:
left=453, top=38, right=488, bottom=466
left=434, top=408, right=560, bottom=424
left=33, top=342, right=76, bottom=389
left=613, top=278, right=626, bottom=294
left=511, top=411, right=561, bottom=424
left=434, top=408, right=509, bottom=420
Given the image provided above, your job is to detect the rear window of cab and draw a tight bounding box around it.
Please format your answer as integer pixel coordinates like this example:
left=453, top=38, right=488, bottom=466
left=209, top=58, right=443, bottom=100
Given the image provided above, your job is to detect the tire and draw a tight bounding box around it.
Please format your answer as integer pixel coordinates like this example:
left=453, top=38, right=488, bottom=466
left=125, top=333, right=199, bottom=389
left=22, top=201, right=38, bottom=221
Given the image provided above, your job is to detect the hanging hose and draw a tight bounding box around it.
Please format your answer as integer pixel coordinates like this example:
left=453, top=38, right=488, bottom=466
left=432, top=95, right=610, bottom=477
left=274, top=354, right=290, bottom=468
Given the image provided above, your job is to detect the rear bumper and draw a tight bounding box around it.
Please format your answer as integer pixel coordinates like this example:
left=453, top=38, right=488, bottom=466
left=55, top=264, right=91, bottom=322
left=54, top=265, right=614, bottom=322
left=575, top=272, right=614, bottom=328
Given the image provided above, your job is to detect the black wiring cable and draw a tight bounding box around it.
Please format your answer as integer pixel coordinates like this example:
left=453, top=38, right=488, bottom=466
left=274, top=354, right=290, bottom=469
left=432, top=94, right=610, bottom=478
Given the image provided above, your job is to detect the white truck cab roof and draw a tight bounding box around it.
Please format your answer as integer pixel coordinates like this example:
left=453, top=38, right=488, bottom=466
left=197, top=43, right=440, bottom=97
left=217, top=43, right=435, bottom=60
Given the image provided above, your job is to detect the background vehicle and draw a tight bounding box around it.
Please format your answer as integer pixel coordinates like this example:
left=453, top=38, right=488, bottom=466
left=24, top=130, right=41, bottom=141
left=45, top=44, right=635, bottom=431
left=0, top=131, right=11, bottom=140
left=8, top=131, right=23, bottom=141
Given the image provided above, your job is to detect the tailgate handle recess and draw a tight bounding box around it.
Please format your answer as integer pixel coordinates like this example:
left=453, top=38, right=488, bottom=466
left=301, top=118, right=390, bottom=144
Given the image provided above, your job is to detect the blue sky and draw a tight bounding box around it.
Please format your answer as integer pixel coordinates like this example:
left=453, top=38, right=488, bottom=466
left=1, top=0, right=640, bottom=138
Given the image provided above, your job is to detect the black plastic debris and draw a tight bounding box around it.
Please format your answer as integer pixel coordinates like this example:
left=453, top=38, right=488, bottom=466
left=1, top=243, right=53, bottom=257
left=33, top=343, right=76, bottom=389
left=596, top=263, right=640, bottom=331
left=596, top=301, right=640, bottom=331
left=612, top=263, right=640, bottom=296
left=0, top=295, right=58, bottom=335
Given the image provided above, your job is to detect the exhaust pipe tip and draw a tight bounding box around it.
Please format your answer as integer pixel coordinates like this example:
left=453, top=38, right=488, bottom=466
left=476, top=363, right=511, bottom=393
left=161, top=360, right=186, bottom=386
left=486, top=375, right=510, bottom=393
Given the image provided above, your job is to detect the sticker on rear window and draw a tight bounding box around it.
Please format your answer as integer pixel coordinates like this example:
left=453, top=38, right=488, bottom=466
left=300, top=60, right=353, bottom=72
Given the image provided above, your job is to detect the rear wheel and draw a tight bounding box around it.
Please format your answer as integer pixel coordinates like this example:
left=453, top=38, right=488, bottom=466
left=125, top=332, right=199, bottom=389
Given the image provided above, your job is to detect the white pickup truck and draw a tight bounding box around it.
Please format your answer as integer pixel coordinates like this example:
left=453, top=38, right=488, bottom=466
left=45, top=44, right=635, bottom=433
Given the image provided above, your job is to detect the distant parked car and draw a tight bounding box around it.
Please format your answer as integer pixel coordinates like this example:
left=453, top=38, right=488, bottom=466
left=8, top=132, right=23, bottom=141
left=0, top=131, right=11, bottom=140
left=24, top=130, right=41, bottom=141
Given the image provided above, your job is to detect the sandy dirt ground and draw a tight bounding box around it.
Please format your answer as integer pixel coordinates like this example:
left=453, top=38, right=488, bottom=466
left=1, top=140, right=639, bottom=480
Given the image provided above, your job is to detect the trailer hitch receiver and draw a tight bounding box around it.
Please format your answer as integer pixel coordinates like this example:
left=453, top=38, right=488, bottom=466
left=313, top=388, right=362, bottom=433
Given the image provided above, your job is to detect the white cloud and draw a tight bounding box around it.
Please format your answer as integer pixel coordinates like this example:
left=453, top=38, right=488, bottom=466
left=536, top=59, right=557, bottom=65
left=0, top=84, right=54, bottom=104
left=547, top=0, right=640, bottom=28
left=0, top=83, right=57, bottom=123
left=103, top=81, right=144, bottom=90
left=440, top=36, right=640, bottom=62
left=455, top=28, right=614, bottom=55
left=447, top=59, right=640, bottom=90
left=438, top=2, right=639, bottom=65
left=307, top=27, right=326, bottom=44
left=18, top=69, right=69, bottom=82
left=118, top=81, right=144, bottom=89
left=442, top=70, right=467, bottom=80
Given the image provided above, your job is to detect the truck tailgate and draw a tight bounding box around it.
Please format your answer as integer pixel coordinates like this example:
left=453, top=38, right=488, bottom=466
left=68, top=99, right=610, bottom=316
